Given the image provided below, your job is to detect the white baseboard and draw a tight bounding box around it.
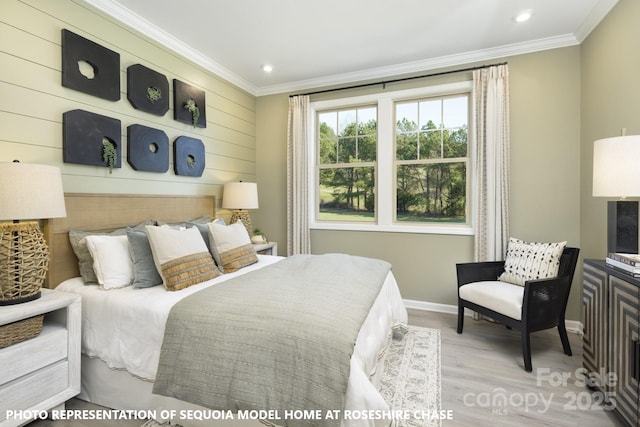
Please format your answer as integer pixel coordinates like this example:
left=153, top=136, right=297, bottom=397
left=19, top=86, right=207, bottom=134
left=403, top=299, right=583, bottom=336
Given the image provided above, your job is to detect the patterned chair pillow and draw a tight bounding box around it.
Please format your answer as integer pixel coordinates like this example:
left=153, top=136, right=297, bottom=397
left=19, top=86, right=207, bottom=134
left=498, top=237, right=567, bottom=286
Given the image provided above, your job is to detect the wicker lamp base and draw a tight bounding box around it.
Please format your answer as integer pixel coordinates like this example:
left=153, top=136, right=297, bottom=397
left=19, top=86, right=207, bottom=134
left=230, top=210, right=253, bottom=237
left=0, top=221, right=48, bottom=305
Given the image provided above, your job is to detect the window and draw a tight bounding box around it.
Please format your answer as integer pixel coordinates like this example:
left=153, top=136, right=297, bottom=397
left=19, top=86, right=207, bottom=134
left=395, top=95, right=469, bottom=224
left=317, top=107, right=377, bottom=222
left=310, top=81, right=473, bottom=235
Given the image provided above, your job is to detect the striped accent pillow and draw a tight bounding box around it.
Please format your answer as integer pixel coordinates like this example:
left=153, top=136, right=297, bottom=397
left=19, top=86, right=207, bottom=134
left=161, top=252, right=220, bottom=291
left=146, top=225, right=221, bottom=291
left=219, top=243, right=258, bottom=273
left=207, top=221, right=258, bottom=273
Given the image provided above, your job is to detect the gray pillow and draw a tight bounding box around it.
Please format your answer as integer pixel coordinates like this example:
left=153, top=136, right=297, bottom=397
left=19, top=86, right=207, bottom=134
left=126, top=228, right=163, bottom=288
left=68, top=220, right=152, bottom=285
left=69, top=229, right=124, bottom=285
left=187, top=218, right=225, bottom=271
left=156, top=216, right=211, bottom=228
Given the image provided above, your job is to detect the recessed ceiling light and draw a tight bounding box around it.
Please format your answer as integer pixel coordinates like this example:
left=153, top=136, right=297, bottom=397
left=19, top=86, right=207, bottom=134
left=262, top=64, right=273, bottom=73
left=515, top=10, right=532, bottom=23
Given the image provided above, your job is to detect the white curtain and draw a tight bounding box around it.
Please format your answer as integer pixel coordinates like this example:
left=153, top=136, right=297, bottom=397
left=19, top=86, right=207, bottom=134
left=472, top=64, right=510, bottom=262
left=286, top=95, right=311, bottom=255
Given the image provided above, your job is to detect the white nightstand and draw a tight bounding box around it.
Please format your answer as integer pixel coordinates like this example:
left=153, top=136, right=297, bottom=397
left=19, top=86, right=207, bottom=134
left=0, top=289, right=81, bottom=427
left=253, top=242, right=278, bottom=256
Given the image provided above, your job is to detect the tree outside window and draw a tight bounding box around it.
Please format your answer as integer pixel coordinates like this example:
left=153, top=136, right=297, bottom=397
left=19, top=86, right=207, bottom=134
left=317, top=107, right=377, bottom=222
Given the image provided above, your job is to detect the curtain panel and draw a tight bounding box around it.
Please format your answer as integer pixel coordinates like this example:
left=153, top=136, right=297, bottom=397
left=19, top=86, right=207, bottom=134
left=472, top=64, right=511, bottom=263
left=286, top=95, right=311, bottom=255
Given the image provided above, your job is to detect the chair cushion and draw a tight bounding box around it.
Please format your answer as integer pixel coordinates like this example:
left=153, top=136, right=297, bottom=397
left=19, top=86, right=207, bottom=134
left=459, top=281, right=524, bottom=320
left=498, top=237, right=567, bottom=286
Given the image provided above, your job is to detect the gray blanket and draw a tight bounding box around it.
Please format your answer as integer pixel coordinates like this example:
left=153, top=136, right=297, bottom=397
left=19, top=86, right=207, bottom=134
left=152, top=254, right=391, bottom=427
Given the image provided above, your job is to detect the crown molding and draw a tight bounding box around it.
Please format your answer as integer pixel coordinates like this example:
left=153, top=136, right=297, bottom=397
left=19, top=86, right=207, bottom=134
left=82, top=0, right=615, bottom=98
left=256, top=34, right=580, bottom=97
left=574, top=0, right=618, bottom=42
left=81, top=0, right=258, bottom=95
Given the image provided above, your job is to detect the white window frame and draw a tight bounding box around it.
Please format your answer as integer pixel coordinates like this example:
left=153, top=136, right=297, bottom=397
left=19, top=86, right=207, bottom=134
left=309, top=81, right=474, bottom=235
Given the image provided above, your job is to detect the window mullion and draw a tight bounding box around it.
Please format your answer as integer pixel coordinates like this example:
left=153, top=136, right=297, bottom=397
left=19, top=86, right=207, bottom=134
left=377, top=97, right=393, bottom=227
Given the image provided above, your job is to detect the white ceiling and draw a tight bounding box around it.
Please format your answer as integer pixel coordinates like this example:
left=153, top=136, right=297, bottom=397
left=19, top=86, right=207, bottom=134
left=84, top=0, right=618, bottom=96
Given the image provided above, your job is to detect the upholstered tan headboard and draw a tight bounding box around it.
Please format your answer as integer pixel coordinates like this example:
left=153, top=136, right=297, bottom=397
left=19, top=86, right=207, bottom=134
left=44, top=193, right=216, bottom=288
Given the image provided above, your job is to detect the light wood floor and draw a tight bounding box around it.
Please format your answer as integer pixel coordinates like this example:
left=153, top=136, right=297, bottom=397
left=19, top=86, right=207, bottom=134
left=27, top=310, right=623, bottom=427
left=409, top=309, right=623, bottom=427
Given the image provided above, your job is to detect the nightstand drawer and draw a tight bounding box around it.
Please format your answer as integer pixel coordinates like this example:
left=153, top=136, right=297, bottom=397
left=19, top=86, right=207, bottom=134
left=0, top=324, right=68, bottom=385
left=0, top=360, right=68, bottom=422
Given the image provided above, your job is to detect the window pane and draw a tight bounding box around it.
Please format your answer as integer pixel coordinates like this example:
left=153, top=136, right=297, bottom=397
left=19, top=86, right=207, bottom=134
left=396, top=162, right=466, bottom=223
left=337, top=137, right=356, bottom=163
left=442, top=96, right=468, bottom=128
left=318, top=112, right=337, bottom=135
left=319, top=120, right=338, bottom=164
left=358, top=107, right=377, bottom=135
left=319, top=167, right=375, bottom=222
left=396, top=131, right=417, bottom=160
left=443, top=128, right=468, bottom=158
left=358, top=134, right=377, bottom=162
left=419, top=100, right=441, bottom=130
left=338, top=110, right=356, bottom=136
left=396, top=103, right=418, bottom=133
left=420, top=130, right=442, bottom=159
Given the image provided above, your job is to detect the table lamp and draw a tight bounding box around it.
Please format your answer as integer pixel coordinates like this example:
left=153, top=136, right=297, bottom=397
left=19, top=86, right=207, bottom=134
left=0, top=162, right=67, bottom=305
left=222, top=182, right=259, bottom=236
left=593, top=135, right=640, bottom=254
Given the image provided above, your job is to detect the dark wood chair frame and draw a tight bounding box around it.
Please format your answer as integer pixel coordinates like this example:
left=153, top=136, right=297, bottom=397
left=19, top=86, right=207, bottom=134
left=456, top=247, right=580, bottom=372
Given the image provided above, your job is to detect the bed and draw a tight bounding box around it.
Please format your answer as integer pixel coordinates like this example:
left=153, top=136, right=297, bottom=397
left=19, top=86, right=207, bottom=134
left=45, top=194, right=408, bottom=427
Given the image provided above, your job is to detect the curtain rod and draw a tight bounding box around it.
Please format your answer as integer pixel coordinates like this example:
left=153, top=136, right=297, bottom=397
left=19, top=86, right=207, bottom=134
left=289, top=61, right=508, bottom=98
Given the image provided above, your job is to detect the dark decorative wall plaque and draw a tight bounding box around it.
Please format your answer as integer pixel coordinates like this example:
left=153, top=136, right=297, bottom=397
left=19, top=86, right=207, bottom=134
left=61, top=29, right=120, bottom=101
left=127, top=124, right=169, bottom=173
left=173, top=79, right=206, bottom=128
left=127, top=64, right=169, bottom=116
left=63, top=109, right=121, bottom=169
left=174, top=136, right=205, bottom=177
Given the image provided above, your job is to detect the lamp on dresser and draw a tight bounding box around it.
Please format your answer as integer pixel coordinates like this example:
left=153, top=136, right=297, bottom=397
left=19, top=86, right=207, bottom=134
left=592, top=134, right=640, bottom=255
left=222, top=181, right=259, bottom=236
left=0, top=161, right=66, bottom=305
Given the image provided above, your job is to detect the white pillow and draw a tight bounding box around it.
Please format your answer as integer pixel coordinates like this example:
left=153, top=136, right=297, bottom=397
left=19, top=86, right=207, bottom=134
left=145, top=225, right=220, bottom=291
left=207, top=221, right=258, bottom=273
left=84, top=235, right=133, bottom=289
left=498, top=237, right=567, bottom=286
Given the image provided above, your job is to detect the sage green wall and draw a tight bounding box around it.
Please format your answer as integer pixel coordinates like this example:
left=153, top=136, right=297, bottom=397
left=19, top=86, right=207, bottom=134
left=1, top=0, right=256, bottom=219
left=255, top=47, right=583, bottom=319
left=581, top=0, right=640, bottom=262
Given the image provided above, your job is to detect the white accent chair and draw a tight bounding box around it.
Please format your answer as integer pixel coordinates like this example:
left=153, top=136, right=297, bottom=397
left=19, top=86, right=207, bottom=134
left=456, top=247, right=580, bottom=372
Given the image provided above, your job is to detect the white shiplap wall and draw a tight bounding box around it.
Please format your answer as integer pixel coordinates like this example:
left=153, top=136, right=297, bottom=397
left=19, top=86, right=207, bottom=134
left=0, top=0, right=256, bottom=203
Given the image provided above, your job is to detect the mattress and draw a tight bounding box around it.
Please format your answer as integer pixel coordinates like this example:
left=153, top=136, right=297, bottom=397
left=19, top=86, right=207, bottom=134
left=58, top=254, right=408, bottom=426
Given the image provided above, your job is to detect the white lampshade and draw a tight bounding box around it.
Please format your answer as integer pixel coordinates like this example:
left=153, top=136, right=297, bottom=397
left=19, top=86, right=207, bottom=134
left=593, top=135, right=640, bottom=198
left=0, top=162, right=67, bottom=220
left=222, top=182, right=259, bottom=210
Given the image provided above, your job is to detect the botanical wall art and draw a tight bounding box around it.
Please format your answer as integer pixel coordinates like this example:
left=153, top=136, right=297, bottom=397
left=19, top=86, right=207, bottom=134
left=127, top=124, right=169, bottom=173
left=174, top=136, right=205, bottom=177
left=61, top=29, right=120, bottom=101
left=127, top=64, right=169, bottom=116
left=173, top=79, right=206, bottom=128
left=63, top=109, right=122, bottom=172
left=59, top=29, right=210, bottom=180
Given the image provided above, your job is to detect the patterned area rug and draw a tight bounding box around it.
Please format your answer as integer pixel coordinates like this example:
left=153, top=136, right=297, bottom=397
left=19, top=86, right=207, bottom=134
left=379, top=325, right=442, bottom=427
left=142, top=325, right=442, bottom=427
